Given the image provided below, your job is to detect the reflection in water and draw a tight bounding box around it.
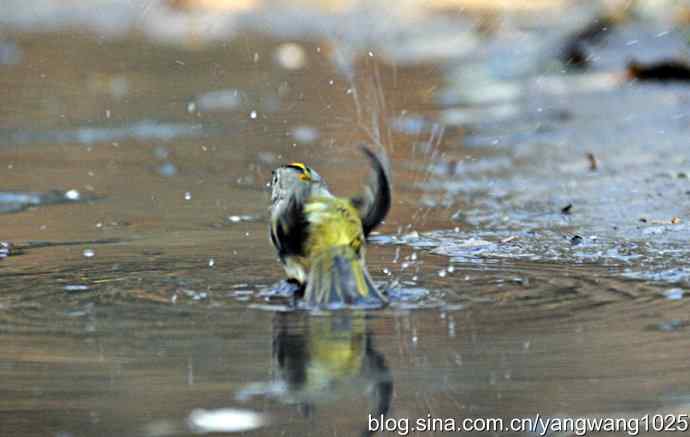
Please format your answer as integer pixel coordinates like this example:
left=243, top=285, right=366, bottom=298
left=239, top=311, right=392, bottom=436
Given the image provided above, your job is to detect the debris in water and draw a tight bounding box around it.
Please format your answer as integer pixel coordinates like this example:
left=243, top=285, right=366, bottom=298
left=560, top=43, right=588, bottom=69
left=558, top=15, right=614, bottom=69
left=586, top=152, right=598, bottom=171
left=187, top=408, right=268, bottom=434
left=626, top=59, right=690, bottom=82
left=641, top=217, right=683, bottom=225
left=570, top=235, right=584, bottom=246
left=561, top=203, right=573, bottom=215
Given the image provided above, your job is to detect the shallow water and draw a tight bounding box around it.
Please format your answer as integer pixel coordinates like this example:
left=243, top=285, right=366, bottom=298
left=2, top=2, right=690, bottom=436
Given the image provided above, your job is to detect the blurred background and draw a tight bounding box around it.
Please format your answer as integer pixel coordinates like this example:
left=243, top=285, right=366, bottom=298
left=2, top=1, right=690, bottom=436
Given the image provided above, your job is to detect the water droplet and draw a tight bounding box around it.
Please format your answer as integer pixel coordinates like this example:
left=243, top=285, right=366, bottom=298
left=438, top=269, right=447, bottom=278
left=250, top=110, right=257, bottom=119
left=184, top=192, right=192, bottom=200
left=187, top=101, right=197, bottom=113
left=274, top=43, right=306, bottom=70
left=447, top=265, right=455, bottom=273
left=208, top=258, right=215, bottom=267
left=64, top=189, right=81, bottom=200
left=83, top=249, right=95, bottom=258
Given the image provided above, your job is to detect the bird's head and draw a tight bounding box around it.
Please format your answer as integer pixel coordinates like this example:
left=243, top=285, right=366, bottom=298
left=270, top=162, right=325, bottom=204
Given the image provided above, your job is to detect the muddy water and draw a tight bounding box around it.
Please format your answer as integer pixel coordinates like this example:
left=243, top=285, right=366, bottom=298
left=3, top=4, right=690, bottom=437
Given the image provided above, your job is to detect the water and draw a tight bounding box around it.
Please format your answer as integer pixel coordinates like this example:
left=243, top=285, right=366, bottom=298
left=2, top=1, right=690, bottom=436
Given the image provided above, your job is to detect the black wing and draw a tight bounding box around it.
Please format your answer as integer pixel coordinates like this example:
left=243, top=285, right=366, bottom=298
left=270, top=195, right=308, bottom=260
left=351, top=146, right=391, bottom=237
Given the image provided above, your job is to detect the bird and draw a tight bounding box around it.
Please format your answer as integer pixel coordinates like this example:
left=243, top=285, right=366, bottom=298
left=269, top=146, right=390, bottom=307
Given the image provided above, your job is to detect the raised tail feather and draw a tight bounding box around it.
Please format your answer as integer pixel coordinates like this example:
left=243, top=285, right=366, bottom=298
left=304, top=246, right=387, bottom=307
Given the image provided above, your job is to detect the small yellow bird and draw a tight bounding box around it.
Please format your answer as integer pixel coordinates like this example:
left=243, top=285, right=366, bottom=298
left=269, top=146, right=390, bottom=307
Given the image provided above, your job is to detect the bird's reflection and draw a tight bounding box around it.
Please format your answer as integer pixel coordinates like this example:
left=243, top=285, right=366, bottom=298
left=238, top=311, right=392, bottom=436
